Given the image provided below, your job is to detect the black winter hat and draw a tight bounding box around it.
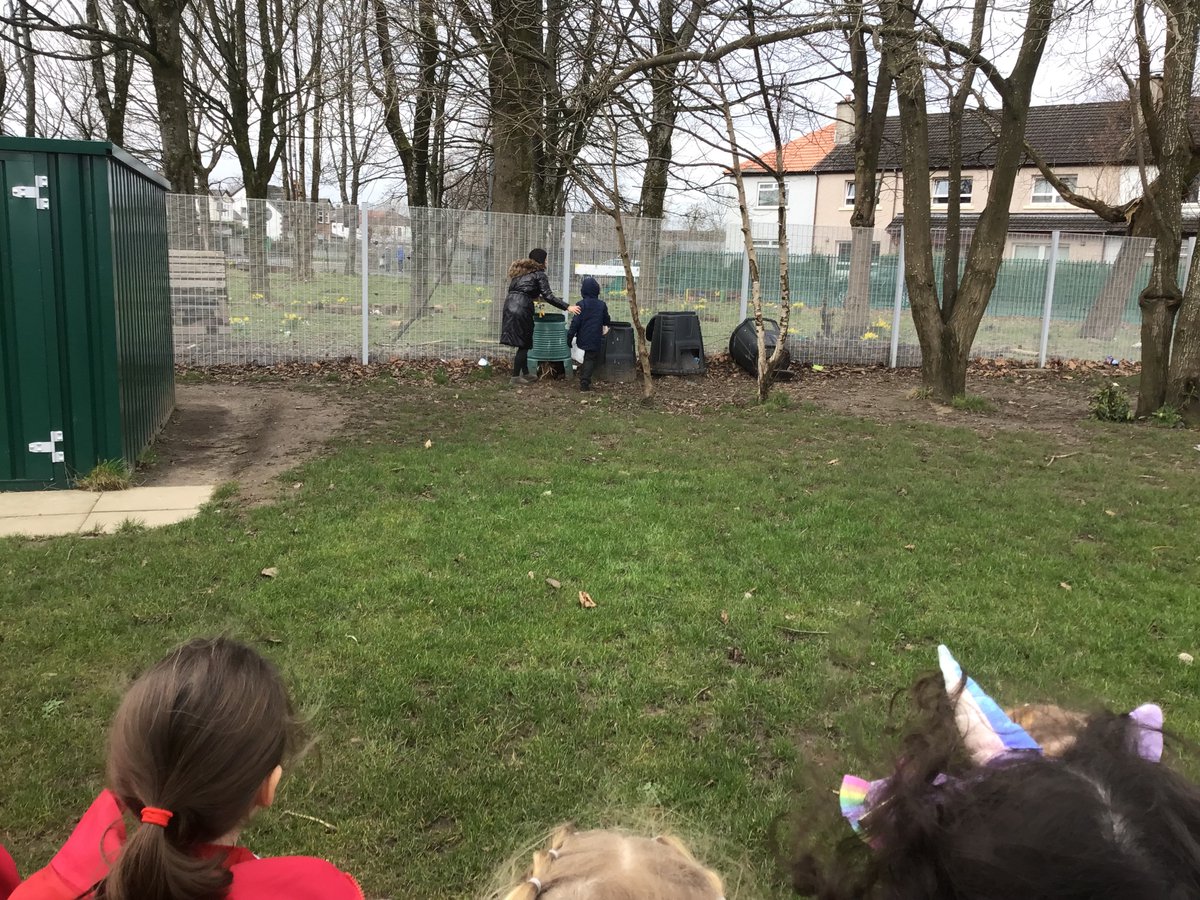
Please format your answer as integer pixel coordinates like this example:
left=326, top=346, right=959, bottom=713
left=528, top=248, right=548, bottom=266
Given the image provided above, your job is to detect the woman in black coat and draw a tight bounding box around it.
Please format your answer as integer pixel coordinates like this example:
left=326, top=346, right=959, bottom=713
left=501, top=248, right=579, bottom=384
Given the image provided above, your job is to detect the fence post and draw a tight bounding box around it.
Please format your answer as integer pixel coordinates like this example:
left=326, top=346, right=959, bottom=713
left=360, top=204, right=369, bottom=365
left=562, top=212, right=573, bottom=301
left=1037, top=230, right=1060, bottom=368
left=739, top=250, right=750, bottom=322
left=889, top=226, right=905, bottom=368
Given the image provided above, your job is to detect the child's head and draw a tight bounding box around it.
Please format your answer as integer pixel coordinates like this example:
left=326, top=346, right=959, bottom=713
left=789, top=650, right=1200, bottom=899
left=99, top=637, right=297, bottom=900
left=497, top=825, right=726, bottom=900
left=580, top=277, right=601, bottom=299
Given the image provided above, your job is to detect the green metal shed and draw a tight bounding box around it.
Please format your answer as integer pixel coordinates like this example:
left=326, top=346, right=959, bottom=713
left=0, top=137, right=174, bottom=490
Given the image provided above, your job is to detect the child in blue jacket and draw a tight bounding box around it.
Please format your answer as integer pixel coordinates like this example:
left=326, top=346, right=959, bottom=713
left=567, top=276, right=612, bottom=391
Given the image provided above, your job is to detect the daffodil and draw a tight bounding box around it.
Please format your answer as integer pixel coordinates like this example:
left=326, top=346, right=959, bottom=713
left=862, top=331, right=879, bottom=340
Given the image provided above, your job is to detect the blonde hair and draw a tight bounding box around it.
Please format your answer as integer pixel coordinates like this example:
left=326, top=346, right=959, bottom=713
left=499, top=825, right=726, bottom=900
left=1007, top=703, right=1088, bottom=757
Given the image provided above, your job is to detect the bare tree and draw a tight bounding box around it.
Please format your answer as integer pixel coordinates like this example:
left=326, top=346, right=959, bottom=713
left=85, top=0, right=133, bottom=143
left=1, top=0, right=201, bottom=191
left=1025, top=0, right=1198, bottom=414
left=839, top=1, right=892, bottom=338
left=195, top=0, right=302, bottom=300
left=880, top=0, right=1054, bottom=400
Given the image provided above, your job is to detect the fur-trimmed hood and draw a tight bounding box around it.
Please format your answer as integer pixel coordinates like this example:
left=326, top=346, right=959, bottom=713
left=508, top=258, right=546, bottom=279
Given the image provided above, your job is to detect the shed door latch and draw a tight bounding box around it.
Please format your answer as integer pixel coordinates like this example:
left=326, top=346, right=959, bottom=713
left=28, top=430, right=64, bottom=464
left=11, top=176, right=49, bottom=210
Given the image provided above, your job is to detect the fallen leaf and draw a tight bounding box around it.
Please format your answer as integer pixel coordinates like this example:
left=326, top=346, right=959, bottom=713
left=904, top=544, right=916, bottom=551
left=1105, top=509, right=1117, bottom=517
left=260, top=567, right=279, bottom=578
left=727, top=646, right=745, bottom=663
left=1059, top=581, right=1072, bottom=591
left=528, top=571, right=535, bottom=579
left=292, top=482, right=303, bottom=490
left=346, top=634, right=359, bottom=643
left=827, top=458, right=841, bottom=466
left=542, top=490, right=553, bottom=496
left=1180, top=652, right=1195, bottom=665
left=546, top=578, right=561, bottom=589
left=719, top=609, right=730, bottom=625
left=579, top=591, right=596, bottom=608
left=424, top=439, right=433, bottom=449
left=262, top=635, right=283, bottom=644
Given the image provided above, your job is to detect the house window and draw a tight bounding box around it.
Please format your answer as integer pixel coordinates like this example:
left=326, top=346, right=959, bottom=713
left=1012, top=243, right=1071, bottom=261
left=933, top=176, right=974, bottom=205
left=757, top=182, right=785, bottom=207
left=835, top=240, right=881, bottom=269
left=844, top=180, right=856, bottom=205
left=1031, top=176, right=1076, bottom=204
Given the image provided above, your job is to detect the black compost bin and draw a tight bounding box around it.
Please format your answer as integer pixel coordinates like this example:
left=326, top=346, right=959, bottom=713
left=595, top=321, right=637, bottom=382
left=729, top=317, right=790, bottom=375
left=646, top=311, right=706, bottom=376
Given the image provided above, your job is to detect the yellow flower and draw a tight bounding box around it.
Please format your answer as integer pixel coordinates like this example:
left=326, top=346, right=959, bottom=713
left=862, top=331, right=879, bottom=340
left=873, top=318, right=891, bottom=330
left=797, top=302, right=805, bottom=309
left=250, top=292, right=264, bottom=301
left=336, top=296, right=348, bottom=304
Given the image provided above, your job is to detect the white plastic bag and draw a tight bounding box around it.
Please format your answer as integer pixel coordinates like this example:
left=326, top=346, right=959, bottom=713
left=570, top=337, right=585, bottom=364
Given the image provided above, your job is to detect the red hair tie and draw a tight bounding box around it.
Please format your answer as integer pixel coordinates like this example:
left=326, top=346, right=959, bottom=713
left=141, top=807, right=173, bottom=828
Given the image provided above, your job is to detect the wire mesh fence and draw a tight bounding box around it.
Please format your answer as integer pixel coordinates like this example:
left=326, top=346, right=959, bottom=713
left=166, top=195, right=1166, bottom=369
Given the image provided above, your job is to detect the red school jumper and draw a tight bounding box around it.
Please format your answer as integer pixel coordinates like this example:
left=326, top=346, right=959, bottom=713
left=0, top=844, right=18, bottom=899
left=11, top=792, right=362, bottom=900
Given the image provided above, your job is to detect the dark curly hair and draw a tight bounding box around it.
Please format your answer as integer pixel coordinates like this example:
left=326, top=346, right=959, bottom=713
left=787, top=673, right=1200, bottom=899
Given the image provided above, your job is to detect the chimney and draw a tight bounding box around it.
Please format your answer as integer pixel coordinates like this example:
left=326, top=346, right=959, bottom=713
left=834, top=96, right=855, bottom=146
left=1148, top=73, right=1164, bottom=105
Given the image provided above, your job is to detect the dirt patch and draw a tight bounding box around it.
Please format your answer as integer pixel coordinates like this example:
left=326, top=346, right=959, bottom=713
left=522, top=359, right=1120, bottom=445
left=140, top=383, right=353, bottom=503
left=166, top=356, right=1137, bottom=478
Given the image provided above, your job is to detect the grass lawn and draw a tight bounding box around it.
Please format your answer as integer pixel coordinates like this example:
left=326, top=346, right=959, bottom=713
left=2, top=377, right=1198, bottom=898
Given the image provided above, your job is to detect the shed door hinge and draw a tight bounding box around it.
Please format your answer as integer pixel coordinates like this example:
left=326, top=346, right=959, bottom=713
left=28, top=430, right=64, bottom=464
left=11, top=176, right=49, bottom=210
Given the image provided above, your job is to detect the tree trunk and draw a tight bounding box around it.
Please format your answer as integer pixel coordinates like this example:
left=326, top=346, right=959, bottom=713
left=1080, top=226, right=1150, bottom=339
left=613, top=208, right=654, bottom=400
left=1168, top=250, right=1200, bottom=416
left=922, top=330, right=970, bottom=399
left=148, top=8, right=196, bottom=193
left=844, top=226, right=875, bottom=336
left=245, top=194, right=273, bottom=304
left=1140, top=289, right=1180, bottom=412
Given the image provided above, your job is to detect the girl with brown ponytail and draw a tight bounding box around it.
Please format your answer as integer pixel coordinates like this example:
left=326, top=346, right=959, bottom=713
left=12, top=638, right=362, bottom=900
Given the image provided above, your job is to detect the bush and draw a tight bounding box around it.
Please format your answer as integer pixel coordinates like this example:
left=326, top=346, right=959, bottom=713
left=1089, top=382, right=1134, bottom=422
left=1150, top=405, right=1185, bottom=428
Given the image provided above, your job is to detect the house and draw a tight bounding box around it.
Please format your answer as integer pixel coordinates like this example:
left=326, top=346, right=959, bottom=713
left=228, top=185, right=284, bottom=242
left=810, top=97, right=1200, bottom=263
left=724, top=124, right=836, bottom=253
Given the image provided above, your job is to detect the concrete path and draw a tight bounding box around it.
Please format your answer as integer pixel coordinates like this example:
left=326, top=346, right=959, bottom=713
left=0, top=486, right=215, bottom=537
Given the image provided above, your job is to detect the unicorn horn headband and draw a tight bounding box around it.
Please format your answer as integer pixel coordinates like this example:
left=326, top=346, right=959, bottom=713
left=838, top=645, right=1164, bottom=834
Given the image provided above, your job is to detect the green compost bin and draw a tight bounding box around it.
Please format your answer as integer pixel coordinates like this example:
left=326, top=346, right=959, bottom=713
left=0, top=137, right=174, bottom=490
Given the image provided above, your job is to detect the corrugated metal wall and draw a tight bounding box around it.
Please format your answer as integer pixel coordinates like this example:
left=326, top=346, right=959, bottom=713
left=108, top=152, right=175, bottom=466
left=0, top=138, right=172, bottom=489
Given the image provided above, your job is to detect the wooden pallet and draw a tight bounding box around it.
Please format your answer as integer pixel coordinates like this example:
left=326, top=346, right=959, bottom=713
left=169, top=249, right=230, bottom=336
